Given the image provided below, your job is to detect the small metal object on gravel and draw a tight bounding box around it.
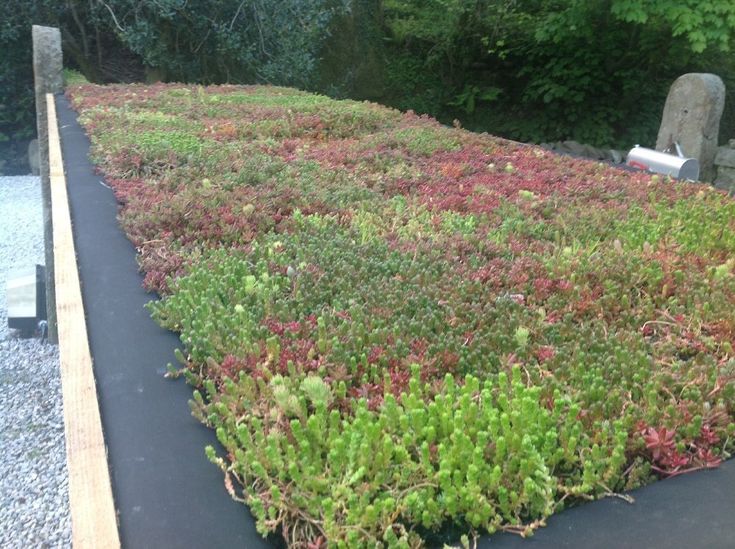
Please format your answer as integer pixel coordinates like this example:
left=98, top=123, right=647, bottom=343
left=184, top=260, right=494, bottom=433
left=0, top=176, right=71, bottom=548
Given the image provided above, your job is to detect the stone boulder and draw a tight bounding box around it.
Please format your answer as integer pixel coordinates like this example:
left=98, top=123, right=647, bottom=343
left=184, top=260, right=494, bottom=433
left=714, top=142, right=735, bottom=193
left=656, top=73, right=725, bottom=182
left=540, top=140, right=626, bottom=164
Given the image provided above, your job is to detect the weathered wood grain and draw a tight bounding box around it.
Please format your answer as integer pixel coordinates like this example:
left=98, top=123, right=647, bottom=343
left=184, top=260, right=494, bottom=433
left=48, top=93, right=120, bottom=549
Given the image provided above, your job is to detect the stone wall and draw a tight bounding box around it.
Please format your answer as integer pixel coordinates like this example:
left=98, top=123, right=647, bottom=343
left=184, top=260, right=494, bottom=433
left=714, top=140, right=735, bottom=193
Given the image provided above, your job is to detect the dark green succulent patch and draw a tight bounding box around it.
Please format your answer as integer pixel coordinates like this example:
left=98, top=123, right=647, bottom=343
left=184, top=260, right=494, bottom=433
left=69, top=83, right=735, bottom=548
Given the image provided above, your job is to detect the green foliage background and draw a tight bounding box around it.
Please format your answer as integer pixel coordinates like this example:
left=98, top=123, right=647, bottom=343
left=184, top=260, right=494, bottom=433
left=3, top=0, right=735, bottom=173
left=0, top=1, right=55, bottom=173
left=0, top=0, right=341, bottom=173
left=379, top=0, right=735, bottom=148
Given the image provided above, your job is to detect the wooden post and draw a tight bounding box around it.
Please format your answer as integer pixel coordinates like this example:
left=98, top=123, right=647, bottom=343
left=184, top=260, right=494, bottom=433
left=32, top=25, right=63, bottom=344
left=48, top=94, right=121, bottom=549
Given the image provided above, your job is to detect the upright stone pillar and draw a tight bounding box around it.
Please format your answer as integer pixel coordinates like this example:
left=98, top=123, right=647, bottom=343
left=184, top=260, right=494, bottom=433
left=32, top=25, right=63, bottom=344
left=656, top=73, right=725, bottom=182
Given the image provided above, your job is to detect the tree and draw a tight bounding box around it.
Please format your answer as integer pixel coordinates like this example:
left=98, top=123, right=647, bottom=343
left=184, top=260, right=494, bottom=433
left=95, top=0, right=345, bottom=87
left=382, top=0, right=735, bottom=147
left=0, top=0, right=346, bottom=173
left=0, top=1, right=57, bottom=173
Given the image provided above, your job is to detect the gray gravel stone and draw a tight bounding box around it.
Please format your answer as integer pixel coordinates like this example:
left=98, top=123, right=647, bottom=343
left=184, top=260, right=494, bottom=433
left=0, top=175, right=71, bottom=548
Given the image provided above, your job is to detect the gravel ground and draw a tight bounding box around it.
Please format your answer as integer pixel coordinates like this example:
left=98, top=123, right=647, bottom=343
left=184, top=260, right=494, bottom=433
left=0, top=175, right=71, bottom=548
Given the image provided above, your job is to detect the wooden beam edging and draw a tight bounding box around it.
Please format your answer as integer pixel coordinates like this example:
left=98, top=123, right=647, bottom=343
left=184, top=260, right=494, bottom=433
left=47, top=93, right=121, bottom=549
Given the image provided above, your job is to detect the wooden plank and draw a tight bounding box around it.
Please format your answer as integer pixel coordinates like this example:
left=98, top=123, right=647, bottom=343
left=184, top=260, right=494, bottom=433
left=47, top=93, right=121, bottom=549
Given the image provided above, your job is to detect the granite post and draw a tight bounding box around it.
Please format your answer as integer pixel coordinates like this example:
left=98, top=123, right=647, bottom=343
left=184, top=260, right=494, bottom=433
left=656, top=73, right=725, bottom=182
left=32, top=25, right=63, bottom=344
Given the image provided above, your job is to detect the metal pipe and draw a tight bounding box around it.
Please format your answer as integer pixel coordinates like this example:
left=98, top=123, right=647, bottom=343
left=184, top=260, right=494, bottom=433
left=626, top=146, right=699, bottom=181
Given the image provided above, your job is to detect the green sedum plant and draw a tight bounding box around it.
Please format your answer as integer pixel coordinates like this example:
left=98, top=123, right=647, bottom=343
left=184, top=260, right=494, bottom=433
left=199, top=365, right=626, bottom=546
left=70, top=83, right=735, bottom=547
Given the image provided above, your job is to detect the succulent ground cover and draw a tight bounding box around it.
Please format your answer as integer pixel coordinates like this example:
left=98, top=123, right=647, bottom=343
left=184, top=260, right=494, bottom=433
left=68, top=83, right=735, bottom=547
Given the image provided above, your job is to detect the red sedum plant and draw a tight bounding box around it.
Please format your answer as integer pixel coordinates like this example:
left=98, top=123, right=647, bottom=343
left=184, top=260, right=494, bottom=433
left=68, top=83, right=735, bottom=547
